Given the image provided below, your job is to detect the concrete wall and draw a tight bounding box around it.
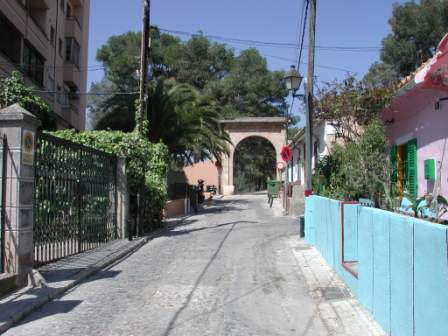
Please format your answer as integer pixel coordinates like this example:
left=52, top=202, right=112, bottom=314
left=289, top=184, right=305, bottom=217
left=305, top=195, right=448, bottom=336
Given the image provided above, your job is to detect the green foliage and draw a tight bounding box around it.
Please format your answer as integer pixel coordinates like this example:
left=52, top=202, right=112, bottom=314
left=363, top=62, right=399, bottom=88
left=162, top=33, right=234, bottom=90
left=88, top=29, right=288, bottom=179
left=316, top=76, right=395, bottom=143
left=234, top=137, right=276, bottom=193
left=364, top=0, right=448, bottom=83
left=0, top=71, right=56, bottom=130
left=314, top=120, right=393, bottom=209
left=51, top=129, right=169, bottom=226
left=88, top=30, right=288, bottom=126
left=205, top=48, right=288, bottom=118
left=406, top=194, right=448, bottom=222
left=95, top=79, right=230, bottom=163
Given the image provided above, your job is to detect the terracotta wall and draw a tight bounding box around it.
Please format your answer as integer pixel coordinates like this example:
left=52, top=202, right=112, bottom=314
left=183, top=161, right=219, bottom=188
left=164, top=199, right=187, bottom=218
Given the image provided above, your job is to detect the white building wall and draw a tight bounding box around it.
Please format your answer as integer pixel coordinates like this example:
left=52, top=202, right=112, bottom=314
left=290, top=121, right=337, bottom=186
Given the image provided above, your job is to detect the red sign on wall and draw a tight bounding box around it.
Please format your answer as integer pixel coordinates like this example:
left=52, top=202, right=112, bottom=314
left=281, top=146, right=293, bottom=162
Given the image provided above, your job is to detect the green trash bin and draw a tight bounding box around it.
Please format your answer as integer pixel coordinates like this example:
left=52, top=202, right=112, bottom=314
left=299, top=215, right=305, bottom=238
left=267, top=180, right=282, bottom=208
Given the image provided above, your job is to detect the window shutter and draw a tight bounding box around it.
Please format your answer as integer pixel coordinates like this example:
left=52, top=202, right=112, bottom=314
left=390, top=145, right=397, bottom=196
left=406, top=139, right=417, bottom=197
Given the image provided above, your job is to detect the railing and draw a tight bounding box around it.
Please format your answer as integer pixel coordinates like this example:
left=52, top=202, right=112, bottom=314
left=66, top=15, right=82, bottom=31
left=0, top=134, right=7, bottom=273
left=34, top=133, right=117, bottom=267
left=167, top=183, right=188, bottom=200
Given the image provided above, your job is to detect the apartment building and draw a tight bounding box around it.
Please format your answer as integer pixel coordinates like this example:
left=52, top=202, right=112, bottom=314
left=0, top=0, right=90, bottom=130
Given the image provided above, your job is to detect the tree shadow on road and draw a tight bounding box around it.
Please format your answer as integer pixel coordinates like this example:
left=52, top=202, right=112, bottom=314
left=162, top=222, right=238, bottom=336
left=163, top=220, right=257, bottom=237
left=197, top=198, right=250, bottom=215
left=0, top=284, right=82, bottom=328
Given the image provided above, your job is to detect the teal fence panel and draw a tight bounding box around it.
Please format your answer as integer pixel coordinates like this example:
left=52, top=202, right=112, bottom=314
left=343, top=204, right=358, bottom=262
left=304, top=196, right=315, bottom=244
left=358, top=206, right=374, bottom=313
left=414, top=221, right=448, bottom=336
left=305, top=195, right=448, bottom=336
left=390, top=214, right=414, bottom=336
left=338, top=204, right=359, bottom=294
left=372, top=209, right=391, bottom=334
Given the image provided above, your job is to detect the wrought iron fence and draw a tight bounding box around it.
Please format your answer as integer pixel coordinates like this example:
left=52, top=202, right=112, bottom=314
left=34, top=133, right=117, bottom=267
left=0, top=134, right=7, bottom=273
left=167, top=183, right=188, bottom=200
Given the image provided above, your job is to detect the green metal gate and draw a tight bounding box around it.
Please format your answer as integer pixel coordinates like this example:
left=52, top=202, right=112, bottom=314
left=34, top=133, right=118, bottom=267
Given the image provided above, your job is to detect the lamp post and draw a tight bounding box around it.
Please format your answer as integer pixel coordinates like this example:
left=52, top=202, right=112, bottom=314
left=283, top=65, right=303, bottom=213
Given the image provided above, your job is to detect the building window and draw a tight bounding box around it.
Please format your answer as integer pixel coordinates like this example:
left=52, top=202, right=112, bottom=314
left=65, top=37, right=80, bottom=67
left=390, top=139, right=418, bottom=197
left=22, top=42, right=44, bottom=86
left=58, top=38, right=63, bottom=57
left=50, top=26, right=55, bottom=46
left=57, top=84, right=62, bottom=104
left=48, top=74, right=55, bottom=98
left=66, top=3, right=72, bottom=18
left=60, top=0, right=65, bottom=12
left=62, top=85, right=70, bottom=106
left=0, top=15, right=22, bottom=63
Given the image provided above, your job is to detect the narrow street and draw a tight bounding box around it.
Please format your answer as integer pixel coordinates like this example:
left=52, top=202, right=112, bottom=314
left=6, top=195, right=330, bottom=336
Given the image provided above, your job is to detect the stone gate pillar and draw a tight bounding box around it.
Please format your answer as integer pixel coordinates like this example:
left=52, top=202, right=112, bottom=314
left=116, top=158, right=129, bottom=239
left=220, top=150, right=235, bottom=196
left=0, top=104, right=41, bottom=287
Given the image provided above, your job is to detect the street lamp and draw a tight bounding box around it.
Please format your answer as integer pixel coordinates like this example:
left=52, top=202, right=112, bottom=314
left=284, top=65, right=303, bottom=94
left=282, top=65, right=303, bottom=214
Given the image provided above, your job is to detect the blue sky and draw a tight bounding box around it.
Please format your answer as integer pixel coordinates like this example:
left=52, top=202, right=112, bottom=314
left=87, top=0, right=408, bottom=123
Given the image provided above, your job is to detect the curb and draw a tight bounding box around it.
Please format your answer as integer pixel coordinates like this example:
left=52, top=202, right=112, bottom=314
left=0, top=215, right=193, bottom=334
left=0, top=237, right=149, bottom=334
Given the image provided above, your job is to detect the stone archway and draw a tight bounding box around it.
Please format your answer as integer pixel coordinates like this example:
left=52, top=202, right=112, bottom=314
left=219, top=117, right=286, bottom=195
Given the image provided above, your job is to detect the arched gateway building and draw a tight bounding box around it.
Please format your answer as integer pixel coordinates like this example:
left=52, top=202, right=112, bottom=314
left=219, top=117, right=287, bottom=195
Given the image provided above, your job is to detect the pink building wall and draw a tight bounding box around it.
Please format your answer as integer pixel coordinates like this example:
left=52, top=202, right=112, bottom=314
left=384, top=89, right=448, bottom=198
left=183, top=161, right=219, bottom=188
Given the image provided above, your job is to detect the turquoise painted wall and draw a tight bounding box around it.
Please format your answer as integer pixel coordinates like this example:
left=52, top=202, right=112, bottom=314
left=304, top=196, right=448, bottom=336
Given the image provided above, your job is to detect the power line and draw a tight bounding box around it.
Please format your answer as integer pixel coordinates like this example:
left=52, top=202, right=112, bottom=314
left=293, top=0, right=308, bottom=62
left=32, top=89, right=139, bottom=96
left=231, top=46, right=355, bottom=73
left=158, top=27, right=380, bottom=52
left=296, top=0, right=310, bottom=71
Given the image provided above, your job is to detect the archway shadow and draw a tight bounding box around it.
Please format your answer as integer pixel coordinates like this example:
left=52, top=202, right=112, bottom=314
left=233, top=136, right=277, bottom=194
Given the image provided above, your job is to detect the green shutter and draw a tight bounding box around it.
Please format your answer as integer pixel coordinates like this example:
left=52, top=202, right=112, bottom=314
left=424, top=159, right=436, bottom=180
left=406, top=139, right=418, bottom=197
left=390, top=145, right=397, bottom=196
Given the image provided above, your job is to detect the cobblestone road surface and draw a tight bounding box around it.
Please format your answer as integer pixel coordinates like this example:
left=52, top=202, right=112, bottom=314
left=5, top=195, right=332, bottom=336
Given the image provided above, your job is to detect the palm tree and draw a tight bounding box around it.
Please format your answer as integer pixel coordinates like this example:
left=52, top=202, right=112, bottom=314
left=94, top=79, right=230, bottom=163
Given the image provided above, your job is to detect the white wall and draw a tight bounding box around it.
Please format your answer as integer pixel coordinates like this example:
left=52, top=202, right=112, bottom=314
left=290, top=121, right=337, bottom=186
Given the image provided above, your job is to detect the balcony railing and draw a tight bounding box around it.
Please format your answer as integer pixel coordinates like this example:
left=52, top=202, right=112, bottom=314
left=66, top=16, right=82, bottom=31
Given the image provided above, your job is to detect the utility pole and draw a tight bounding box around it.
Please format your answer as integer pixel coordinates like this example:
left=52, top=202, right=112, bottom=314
left=136, top=0, right=150, bottom=239
left=305, top=0, right=316, bottom=196
left=284, top=105, right=289, bottom=213
left=138, top=0, right=150, bottom=135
